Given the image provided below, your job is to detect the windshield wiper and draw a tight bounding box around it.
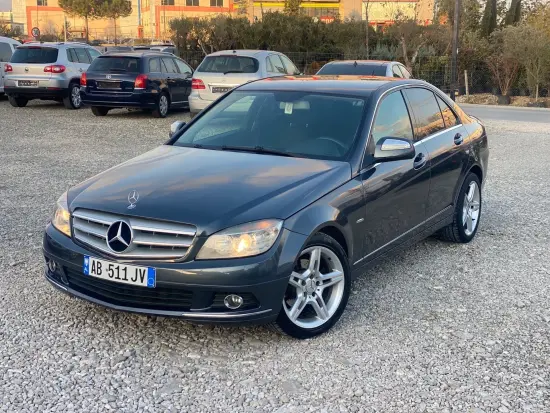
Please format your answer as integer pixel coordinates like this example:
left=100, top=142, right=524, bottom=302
left=221, top=145, right=296, bottom=157
left=223, top=70, right=243, bottom=75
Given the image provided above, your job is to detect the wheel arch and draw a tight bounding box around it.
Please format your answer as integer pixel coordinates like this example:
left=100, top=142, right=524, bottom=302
left=469, top=164, right=483, bottom=184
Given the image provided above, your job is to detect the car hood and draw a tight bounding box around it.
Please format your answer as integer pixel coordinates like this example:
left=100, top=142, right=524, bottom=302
left=68, top=145, right=351, bottom=236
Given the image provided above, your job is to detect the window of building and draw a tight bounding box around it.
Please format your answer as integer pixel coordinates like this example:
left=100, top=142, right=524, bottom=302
left=186, top=0, right=199, bottom=5
left=37, top=0, right=47, bottom=5
left=210, top=0, right=223, bottom=6
left=403, top=88, right=446, bottom=140
left=161, top=0, right=174, bottom=5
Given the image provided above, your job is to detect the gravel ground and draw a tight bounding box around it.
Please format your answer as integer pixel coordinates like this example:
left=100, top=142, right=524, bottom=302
left=1, top=99, right=549, bottom=413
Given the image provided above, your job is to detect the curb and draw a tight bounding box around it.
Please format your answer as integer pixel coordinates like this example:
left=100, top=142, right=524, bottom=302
left=460, top=103, right=550, bottom=113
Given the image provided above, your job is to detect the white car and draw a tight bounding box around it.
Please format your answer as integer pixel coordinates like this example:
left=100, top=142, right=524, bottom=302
left=189, top=50, right=300, bottom=115
left=0, top=36, right=21, bottom=96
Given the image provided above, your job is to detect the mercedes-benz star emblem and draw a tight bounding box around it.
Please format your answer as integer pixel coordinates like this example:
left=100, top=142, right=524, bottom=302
left=106, top=221, right=133, bottom=253
left=127, top=190, right=139, bottom=210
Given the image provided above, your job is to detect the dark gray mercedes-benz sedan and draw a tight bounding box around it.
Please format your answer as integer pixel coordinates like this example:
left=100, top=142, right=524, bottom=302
left=43, top=76, right=489, bottom=338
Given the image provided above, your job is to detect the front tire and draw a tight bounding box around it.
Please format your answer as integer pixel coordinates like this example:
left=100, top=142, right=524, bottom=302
left=8, top=96, right=28, bottom=107
left=91, top=106, right=110, bottom=116
left=272, top=233, right=351, bottom=339
left=438, top=172, right=482, bottom=243
left=152, top=93, right=169, bottom=118
left=63, top=82, right=82, bottom=109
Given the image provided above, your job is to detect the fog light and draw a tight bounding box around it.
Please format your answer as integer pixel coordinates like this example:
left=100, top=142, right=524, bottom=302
left=224, top=294, right=244, bottom=310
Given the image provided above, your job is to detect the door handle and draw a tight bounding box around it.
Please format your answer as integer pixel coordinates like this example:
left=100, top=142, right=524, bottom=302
left=454, top=133, right=463, bottom=145
left=413, top=152, right=427, bottom=170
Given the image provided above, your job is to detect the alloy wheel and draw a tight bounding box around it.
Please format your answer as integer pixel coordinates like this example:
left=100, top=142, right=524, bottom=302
left=159, top=95, right=168, bottom=116
left=71, top=85, right=81, bottom=108
left=462, top=181, right=480, bottom=236
left=283, top=246, right=345, bottom=329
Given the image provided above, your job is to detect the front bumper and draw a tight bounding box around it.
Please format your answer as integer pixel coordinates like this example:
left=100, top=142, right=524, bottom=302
left=80, top=88, right=157, bottom=108
left=43, top=224, right=307, bottom=324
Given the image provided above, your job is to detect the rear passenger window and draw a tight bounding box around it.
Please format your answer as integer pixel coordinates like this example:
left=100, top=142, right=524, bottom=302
left=371, top=91, right=413, bottom=146
left=436, top=95, right=459, bottom=127
left=267, top=55, right=286, bottom=74
left=0, top=42, right=13, bottom=61
left=87, top=48, right=101, bottom=61
left=399, top=65, right=411, bottom=79
left=67, top=48, right=77, bottom=62
left=174, top=59, right=192, bottom=75
left=403, top=88, right=446, bottom=140
left=161, top=57, right=178, bottom=74
left=149, top=58, right=160, bottom=72
left=392, top=65, right=403, bottom=78
left=75, top=48, right=91, bottom=64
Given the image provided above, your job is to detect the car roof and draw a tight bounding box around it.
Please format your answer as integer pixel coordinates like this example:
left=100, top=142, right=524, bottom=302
left=206, top=50, right=277, bottom=58
left=239, top=75, right=426, bottom=96
left=17, top=41, right=92, bottom=48
left=99, top=51, right=177, bottom=58
left=0, top=36, right=21, bottom=45
left=324, top=60, right=396, bottom=66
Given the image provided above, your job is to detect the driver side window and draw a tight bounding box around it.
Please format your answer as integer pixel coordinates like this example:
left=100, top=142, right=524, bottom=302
left=371, top=91, right=414, bottom=147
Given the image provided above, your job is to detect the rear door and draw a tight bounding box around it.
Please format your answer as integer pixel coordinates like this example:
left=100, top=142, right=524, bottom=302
left=174, top=58, right=193, bottom=101
left=8, top=46, right=59, bottom=85
left=0, top=41, right=14, bottom=90
left=403, top=87, right=469, bottom=217
left=359, top=90, right=431, bottom=261
left=193, top=54, right=260, bottom=101
left=161, top=57, right=183, bottom=103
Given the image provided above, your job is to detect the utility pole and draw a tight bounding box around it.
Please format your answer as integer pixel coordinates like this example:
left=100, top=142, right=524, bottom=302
left=64, top=15, right=68, bottom=42
left=450, top=0, right=461, bottom=101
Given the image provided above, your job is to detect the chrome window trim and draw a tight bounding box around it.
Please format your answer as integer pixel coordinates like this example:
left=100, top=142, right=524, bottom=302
left=358, top=83, right=464, bottom=174
left=413, top=124, right=463, bottom=147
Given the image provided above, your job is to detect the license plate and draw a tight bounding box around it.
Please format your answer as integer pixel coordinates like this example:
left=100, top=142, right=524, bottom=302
left=83, top=256, right=156, bottom=288
left=18, top=80, right=38, bottom=87
left=97, top=81, right=121, bottom=89
left=211, top=86, right=231, bottom=93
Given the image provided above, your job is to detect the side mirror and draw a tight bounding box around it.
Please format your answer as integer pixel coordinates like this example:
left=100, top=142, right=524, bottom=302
left=169, top=121, right=186, bottom=138
left=374, top=137, right=415, bottom=161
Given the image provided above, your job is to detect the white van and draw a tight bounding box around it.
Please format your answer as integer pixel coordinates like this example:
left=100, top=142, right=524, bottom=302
left=0, top=36, right=21, bottom=96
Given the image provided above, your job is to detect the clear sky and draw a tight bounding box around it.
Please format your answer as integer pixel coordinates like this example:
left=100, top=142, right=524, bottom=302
left=0, top=0, right=10, bottom=12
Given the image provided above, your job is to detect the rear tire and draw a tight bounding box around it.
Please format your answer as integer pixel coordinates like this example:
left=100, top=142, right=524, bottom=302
left=438, top=172, right=482, bottom=243
left=63, top=82, right=82, bottom=109
left=8, top=96, right=28, bottom=107
left=152, top=93, right=169, bottom=118
left=271, top=233, right=351, bottom=339
left=91, top=106, right=110, bottom=116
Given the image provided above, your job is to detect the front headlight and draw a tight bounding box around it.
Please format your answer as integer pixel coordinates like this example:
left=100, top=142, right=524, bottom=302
left=196, top=220, right=283, bottom=260
left=52, top=192, right=71, bottom=237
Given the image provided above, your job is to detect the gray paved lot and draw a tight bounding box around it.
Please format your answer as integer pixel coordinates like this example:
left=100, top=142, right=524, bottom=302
left=1, top=100, right=549, bottom=413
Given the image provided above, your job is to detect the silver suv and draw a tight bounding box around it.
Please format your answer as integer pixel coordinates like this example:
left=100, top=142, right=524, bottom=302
left=4, top=42, right=101, bottom=109
left=189, top=50, right=300, bottom=115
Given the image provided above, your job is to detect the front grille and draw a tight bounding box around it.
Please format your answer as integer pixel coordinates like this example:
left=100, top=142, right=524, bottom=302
left=72, top=209, right=196, bottom=261
left=65, top=268, right=193, bottom=311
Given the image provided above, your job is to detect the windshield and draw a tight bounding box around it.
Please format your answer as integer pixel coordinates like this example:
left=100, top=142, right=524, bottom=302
left=88, top=56, right=140, bottom=73
left=197, top=56, right=259, bottom=74
left=317, top=63, right=387, bottom=76
left=172, top=91, right=366, bottom=160
left=11, top=47, right=58, bottom=63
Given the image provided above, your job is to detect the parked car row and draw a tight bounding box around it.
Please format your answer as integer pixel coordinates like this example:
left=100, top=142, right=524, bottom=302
left=1, top=40, right=414, bottom=119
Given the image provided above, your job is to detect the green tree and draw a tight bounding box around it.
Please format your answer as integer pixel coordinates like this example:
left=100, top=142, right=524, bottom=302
left=101, top=0, right=132, bottom=44
left=283, top=0, right=302, bottom=16
left=485, top=27, right=520, bottom=97
left=504, top=0, right=521, bottom=25
left=437, top=0, right=481, bottom=33
left=0, top=23, right=22, bottom=39
left=504, top=24, right=550, bottom=100
left=480, top=0, right=497, bottom=37
left=58, top=0, right=102, bottom=42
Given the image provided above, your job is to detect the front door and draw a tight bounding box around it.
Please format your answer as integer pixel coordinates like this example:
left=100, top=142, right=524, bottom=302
left=358, top=90, right=431, bottom=264
left=403, top=88, right=470, bottom=217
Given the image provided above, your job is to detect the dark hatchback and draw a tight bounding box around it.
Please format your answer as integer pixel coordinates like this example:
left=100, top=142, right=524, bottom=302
left=44, top=76, right=488, bottom=339
left=80, top=51, right=193, bottom=118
